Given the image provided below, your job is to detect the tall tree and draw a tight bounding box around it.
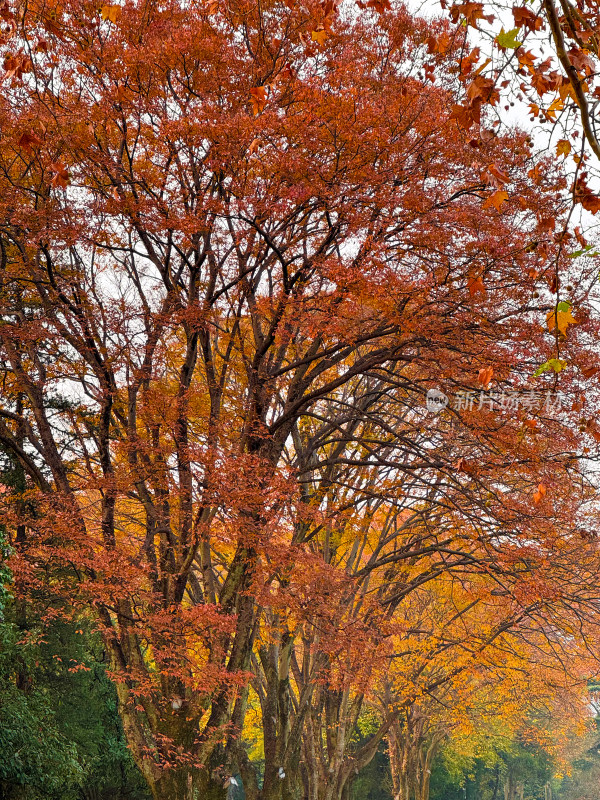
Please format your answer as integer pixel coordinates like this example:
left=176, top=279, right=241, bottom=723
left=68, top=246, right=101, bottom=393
left=0, top=0, right=598, bottom=797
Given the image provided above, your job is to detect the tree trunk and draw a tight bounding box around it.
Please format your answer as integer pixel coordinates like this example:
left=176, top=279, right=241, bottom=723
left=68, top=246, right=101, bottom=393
left=504, top=769, right=517, bottom=800
left=388, top=728, right=410, bottom=800
left=114, top=685, right=225, bottom=800
left=148, top=769, right=225, bottom=800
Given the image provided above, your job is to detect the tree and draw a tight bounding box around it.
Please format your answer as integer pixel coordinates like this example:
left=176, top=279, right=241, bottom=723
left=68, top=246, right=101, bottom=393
left=238, top=453, right=600, bottom=800
left=0, top=0, right=599, bottom=797
left=440, top=0, right=600, bottom=197
left=0, top=534, right=150, bottom=800
left=368, top=535, right=598, bottom=800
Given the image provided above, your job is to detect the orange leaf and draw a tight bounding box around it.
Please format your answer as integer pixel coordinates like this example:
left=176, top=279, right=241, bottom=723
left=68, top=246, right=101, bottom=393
left=477, top=366, right=493, bottom=387
left=250, top=86, right=267, bottom=115
left=3, top=52, right=31, bottom=80
left=528, top=164, right=543, bottom=182
left=311, top=28, right=328, bottom=44
left=450, top=102, right=481, bottom=129
left=483, top=189, right=508, bottom=211
left=556, top=139, right=571, bottom=158
left=427, top=33, right=452, bottom=54
left=484, top=163, right=510, bottom=186
left=533, top=483, right=547, bottom=505
left=101, top=3, right=122, bottom=22
left=546, top=96, right=564, bottom=120
left=517, top=49, right=536, bottom=70
left=546, top=307, right=577, bottom=336
left=559, top=81, right=576, bottom=102
left=467, top=75, right=499, bottom=105
left=455, top=457, right=472, bottom=473
left=467, top=276, right=486, bottom=296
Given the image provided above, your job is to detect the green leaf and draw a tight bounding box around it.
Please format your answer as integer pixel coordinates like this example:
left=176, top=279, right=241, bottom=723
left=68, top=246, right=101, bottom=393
left=534, top=358, right=567, bottom=377
left=567, top=245, right=600, bottom=258
left=496, top=27, right=522, bottom=48
left=556, top=300, right=571, bottom=312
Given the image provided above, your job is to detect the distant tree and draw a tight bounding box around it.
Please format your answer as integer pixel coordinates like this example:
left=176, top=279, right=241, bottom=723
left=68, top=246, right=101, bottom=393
left=0, top=596, right=150, bottom=800
left=0, top=609, right=84, bottom=799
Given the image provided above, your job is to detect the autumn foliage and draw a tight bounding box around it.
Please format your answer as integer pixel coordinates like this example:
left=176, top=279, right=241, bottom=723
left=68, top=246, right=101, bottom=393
left=1, top=0, right=600, bottom=797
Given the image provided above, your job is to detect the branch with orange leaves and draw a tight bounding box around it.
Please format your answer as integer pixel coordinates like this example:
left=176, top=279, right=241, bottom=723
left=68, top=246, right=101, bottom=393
left=542, top=0, right=600, bottom=161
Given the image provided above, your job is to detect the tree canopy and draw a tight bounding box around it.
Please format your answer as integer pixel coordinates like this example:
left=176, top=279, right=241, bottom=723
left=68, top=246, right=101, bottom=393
left=1, top=0, right=600, bottom=798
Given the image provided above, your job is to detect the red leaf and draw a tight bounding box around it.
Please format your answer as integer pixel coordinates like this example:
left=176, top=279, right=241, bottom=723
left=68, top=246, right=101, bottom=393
left=49, top=161, right=70, bottom=189
left=466, top=75, right=499, bottom=105
left=18, top=132, right=43, bottom=153
left=513, top=5, right=543, bottom=31
left=483, top=163, right=510, bottom=186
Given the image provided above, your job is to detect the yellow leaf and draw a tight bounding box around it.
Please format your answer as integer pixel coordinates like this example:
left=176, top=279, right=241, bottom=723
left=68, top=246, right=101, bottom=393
left=482, top=189, right=508, bottom=211
left=101, top=3, right=122, bottom=21
left=546, top=307, right=577, bottom=336
left=546, top=96, right=564, bottom=120
left=311, top=28, right=328, bottom=44
left=558, top=82, right=577, bottom=103
left=556, top=139, right=571, bottom=158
